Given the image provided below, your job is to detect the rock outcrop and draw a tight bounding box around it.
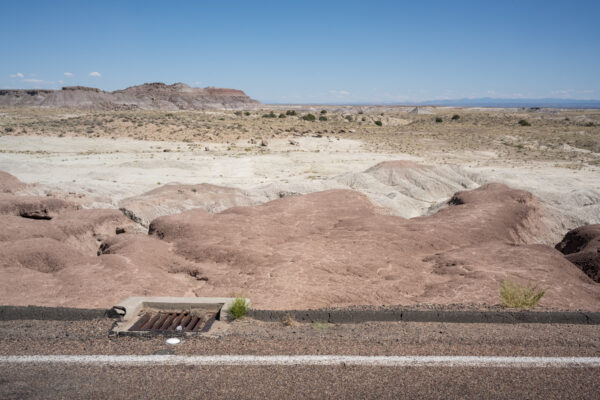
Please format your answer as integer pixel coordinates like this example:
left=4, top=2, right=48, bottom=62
left=556, top=225, right=600, bottom=282
left=0, top=82, right=259, bottom=110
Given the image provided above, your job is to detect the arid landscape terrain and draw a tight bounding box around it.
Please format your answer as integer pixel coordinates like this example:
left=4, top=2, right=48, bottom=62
left=0, top=86, right=599, bottom=310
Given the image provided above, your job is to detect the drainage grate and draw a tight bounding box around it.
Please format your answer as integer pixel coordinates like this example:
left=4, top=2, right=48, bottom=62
left=128, top=311, right=217, bottom=333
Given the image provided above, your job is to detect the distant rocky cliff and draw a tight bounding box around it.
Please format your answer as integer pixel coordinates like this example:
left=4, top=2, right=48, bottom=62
left=0, top=82, right=260, bottom=110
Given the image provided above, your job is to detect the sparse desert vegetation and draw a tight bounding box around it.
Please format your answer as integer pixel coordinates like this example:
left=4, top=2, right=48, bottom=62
left=500, top=280, right=546, bottom=309
left=0, top=106, right=598, bottom=164
left=228, top=297, right=250, bottom=320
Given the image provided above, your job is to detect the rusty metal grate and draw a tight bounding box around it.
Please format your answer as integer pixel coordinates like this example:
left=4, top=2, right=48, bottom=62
left=128, top=311, right=217, bottom=332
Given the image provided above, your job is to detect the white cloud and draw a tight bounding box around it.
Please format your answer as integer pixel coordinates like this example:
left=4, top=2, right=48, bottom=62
left=64, top=72, right=73, bottom=77
left=328, top=90, right=351, bottom=98
left=9, top=72, right=24, bottom=78
left=22, top=78, right=44, bottom=83
left=88, top=71, right=101, bottom=77
left=58, top=80, right=64, bottom=84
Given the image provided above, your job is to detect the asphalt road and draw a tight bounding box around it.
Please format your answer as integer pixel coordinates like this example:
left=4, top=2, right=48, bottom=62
left=1, top=317, right=599, bottom=399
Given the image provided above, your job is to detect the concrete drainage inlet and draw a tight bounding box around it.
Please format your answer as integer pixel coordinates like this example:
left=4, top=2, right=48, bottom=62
left=110, top=297, right=249, bottom=336
left=129, top=310, right=218, bottom=333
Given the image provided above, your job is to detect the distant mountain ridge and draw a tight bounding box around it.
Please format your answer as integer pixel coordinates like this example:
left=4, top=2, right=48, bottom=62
left=415, top=97, right=600, bottom=109
left=274, top=97, right=600, bottom=109
left=0, top=82, right=260, bottom=110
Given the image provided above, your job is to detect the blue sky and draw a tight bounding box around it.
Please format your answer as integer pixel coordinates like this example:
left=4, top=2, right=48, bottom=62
left=1, top=0, right=599, bottom=103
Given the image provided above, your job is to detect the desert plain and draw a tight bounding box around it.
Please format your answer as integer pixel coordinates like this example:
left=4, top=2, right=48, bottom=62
left=0, top=103, right=599, bottom=310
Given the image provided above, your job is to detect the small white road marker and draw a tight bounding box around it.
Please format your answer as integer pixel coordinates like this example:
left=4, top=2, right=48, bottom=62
left=1, top=355, right=599, bottom=367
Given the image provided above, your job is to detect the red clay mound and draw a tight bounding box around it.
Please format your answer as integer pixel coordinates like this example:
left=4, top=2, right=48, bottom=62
left=52, top=209, right=140, bottom=254
left=0, top=171, right=27, bottom=194
left=146, top=184, right=599, bottom=310
left=421, top=242, right=598, bottom=309
left=0, top=194, right=79, bottom=219
left=0, top=216, right=68, bottom=243
left=1, top=183, right=598, bottom=310
left=556, top=225, right=600, bottom=283
left=119, top=183, right=256, bottom=227
left=0, top=238, right=93, bottom=273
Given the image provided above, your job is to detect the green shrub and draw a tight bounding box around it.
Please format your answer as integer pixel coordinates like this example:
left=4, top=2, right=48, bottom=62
left=345, top=115, right=353, bottom=122
left=358, top=110, right=364, bottom=114
left=319, top=115, right=328, bottom=121
left=435, top=117, right=443, bottom=123
left=312, top=322, right=330, bottom=330
left=302, top=113, right=316, bottom=121
left=518, top=119, right=531, bottom=126
left=362, top=117, right=366, bottom=121
left=244, top=111, right=250, bottom=116
left=234, top=111, right=242, bottom=116
left=286, top=110, right=297, bottom=116
left=584, top=122, right=595, bottom=127
left=500, top=280, right=545, bottom=309
left=374, top=120, right=382, bottom=126
left=5, top=126, right=14, bottom=133
left=451, top=114, right=460, bottom=120
left=229, top=297, right=249, bottom=320
left=262, top=111, right=277, bottom=118
left=279, top=113, right=286, bottom=118
left=320, top=109, right=327, bottom=114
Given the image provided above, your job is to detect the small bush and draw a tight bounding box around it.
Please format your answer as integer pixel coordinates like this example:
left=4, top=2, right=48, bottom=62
left=345, top=115, right=353, bottom=122
left=319, top=115, right=328, bottom=121
left=302, top=113, right=316, bottom=121
left=244, top=111, right=250, bottom=116
left=320, top=109, right=327, bottom=114
left=278, top=113, right=286, bottom=118
left=5, top=126, right=14, bottom=133
left=229, top=297, right=249, bottom=320
left=312, top=322, right=330, bottom=330
left=262, top=111, right=276, bottom=118
left=451, top=114, right=460, bottom=120
left=282, top=314, right=296, bottom=327
left=362, top=117, right=366, bottom=121
left=584, top=122, right=595, bottom=127
left=358, top=110, right=364, bottom=114
left=518, top=119, right=531, bottom=126
left=286, top=110, right=297, bottom=116
left=234, top=111, right=242, bottom=116
left=435, top=117, right=443, bottom=123
left=374, top=120, right=382, bottom=126
left=500, top=280, right=545, bottom=309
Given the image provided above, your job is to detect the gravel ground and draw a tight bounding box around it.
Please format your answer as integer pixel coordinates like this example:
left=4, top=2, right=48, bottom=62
left=1, top=317, right=599, bottom=399
left=2, top=364, right=599, bottom=400
left=0, top=317, right=599, bottom=357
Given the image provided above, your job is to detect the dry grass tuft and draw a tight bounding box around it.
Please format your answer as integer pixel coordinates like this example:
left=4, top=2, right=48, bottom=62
left=282, top=314, right=297, bottom=327
left=500, top=280, right=546, bottom=309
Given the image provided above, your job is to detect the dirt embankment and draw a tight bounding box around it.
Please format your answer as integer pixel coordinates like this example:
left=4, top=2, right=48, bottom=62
left=0, top=169, right=597, bottom=310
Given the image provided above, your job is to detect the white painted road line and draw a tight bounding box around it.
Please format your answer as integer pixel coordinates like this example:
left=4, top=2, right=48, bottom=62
left=1, top=355, right=600, bottom=367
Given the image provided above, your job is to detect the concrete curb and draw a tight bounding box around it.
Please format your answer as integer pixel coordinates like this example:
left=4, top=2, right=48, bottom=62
left=0, top=306, right=116, bottom=321
left=249, top=309, right=600, bottom=325
left=2, top=305, right=599, bottom=324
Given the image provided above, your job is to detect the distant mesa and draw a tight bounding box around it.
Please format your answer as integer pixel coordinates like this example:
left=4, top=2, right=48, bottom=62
left=0, top=82, right=259, bottom=110
left=409, top=106, right=434, bottom=115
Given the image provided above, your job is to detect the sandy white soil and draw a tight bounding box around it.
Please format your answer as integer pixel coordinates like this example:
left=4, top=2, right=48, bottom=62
left=1, top=135, right=598, bottom=236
